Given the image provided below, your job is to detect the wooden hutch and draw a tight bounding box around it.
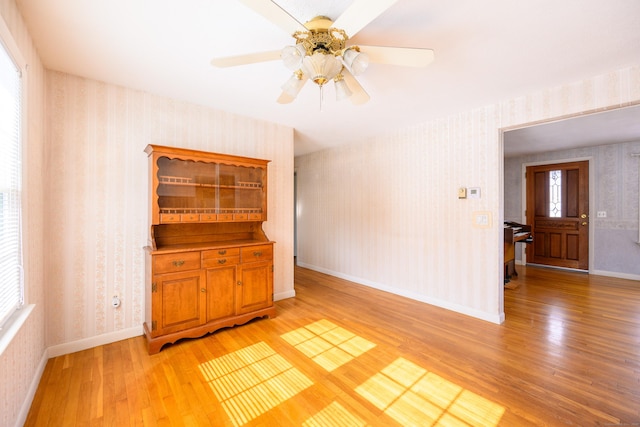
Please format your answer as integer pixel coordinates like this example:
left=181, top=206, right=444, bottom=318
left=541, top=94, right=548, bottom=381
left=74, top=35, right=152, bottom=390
left=143, top=145, right=275, bottom=354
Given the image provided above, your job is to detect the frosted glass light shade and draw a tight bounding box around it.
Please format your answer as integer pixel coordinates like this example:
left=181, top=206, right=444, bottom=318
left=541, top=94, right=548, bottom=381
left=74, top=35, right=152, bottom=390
left=301, top=52, right=342, bottom=86
left=334, top=76, right=352, bottom=100
left=281, top=72, right=305, bottom=98
left=343, top=48, right=369, bottom=75
left=281, top=44, right=306, bottom=70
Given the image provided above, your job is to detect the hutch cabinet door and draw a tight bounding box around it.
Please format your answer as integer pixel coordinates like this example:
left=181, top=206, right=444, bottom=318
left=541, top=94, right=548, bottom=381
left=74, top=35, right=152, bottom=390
left=205, top=265, right=237, bottom=321
left=236, top=260, right=273, bottom=315
left=151, top=270, right=206, bottom=336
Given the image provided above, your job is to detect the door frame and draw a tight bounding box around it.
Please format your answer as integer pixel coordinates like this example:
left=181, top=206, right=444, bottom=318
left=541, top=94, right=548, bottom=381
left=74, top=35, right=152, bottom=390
left=519, top=157, right=595, bottom=272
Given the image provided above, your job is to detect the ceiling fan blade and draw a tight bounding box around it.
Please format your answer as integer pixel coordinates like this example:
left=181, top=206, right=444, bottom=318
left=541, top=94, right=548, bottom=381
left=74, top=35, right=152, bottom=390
left=342, top=70, right=370, bottom=105
left=211, top=50, right=281, bottom=68
left=277, top=74, right=308, bottom=103
left=277, top=92, right=295, bottom=104
left=360, top=45, right=435, bottom=68
left=332, top=0, right=400, bottom=38
left=237, top=0, right=306, bottom=35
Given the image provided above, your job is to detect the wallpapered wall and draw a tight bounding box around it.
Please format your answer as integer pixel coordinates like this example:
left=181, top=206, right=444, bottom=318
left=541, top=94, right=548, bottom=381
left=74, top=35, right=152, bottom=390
left=0, top=1, right=46, bottom=426
left=2, top=0, right=638, bottom=422
left=505, top=140, right=640, bottom=277
left=295, top=66, right=640, bottom=323
left=44, top=71, right=295, bottom=348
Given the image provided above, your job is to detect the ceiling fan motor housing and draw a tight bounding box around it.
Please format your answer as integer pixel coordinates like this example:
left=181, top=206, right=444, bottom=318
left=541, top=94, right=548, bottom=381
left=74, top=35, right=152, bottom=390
left=294, top=18, right=347, bottom=54
left=289, top=16, right=355, bottom=85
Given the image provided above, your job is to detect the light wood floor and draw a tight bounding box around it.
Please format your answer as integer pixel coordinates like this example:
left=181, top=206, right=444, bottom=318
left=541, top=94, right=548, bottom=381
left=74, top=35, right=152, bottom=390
left=26, top=265, right=640, bottom=426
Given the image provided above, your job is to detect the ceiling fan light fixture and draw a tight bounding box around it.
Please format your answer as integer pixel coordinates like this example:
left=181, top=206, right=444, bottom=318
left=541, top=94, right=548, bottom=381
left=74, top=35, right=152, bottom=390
left=342, top=47, right=369, bottom=76
left=281, top=70, right=305, bottom=98
left=334, top=74, right=352, bottom=100
left=301, top=51, right=342, bottom=86
left=281, top=44, right=306, bottom=70
left=211, top=3, right=435, bottom=108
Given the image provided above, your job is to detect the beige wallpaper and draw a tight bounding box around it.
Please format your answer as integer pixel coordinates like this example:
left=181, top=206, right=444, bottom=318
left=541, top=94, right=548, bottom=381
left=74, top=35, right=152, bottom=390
left=295, top=66, right=640, bottom=323
left=0, top=1, right=46, bottom=426
left=44, top=72, right=295, bottom=347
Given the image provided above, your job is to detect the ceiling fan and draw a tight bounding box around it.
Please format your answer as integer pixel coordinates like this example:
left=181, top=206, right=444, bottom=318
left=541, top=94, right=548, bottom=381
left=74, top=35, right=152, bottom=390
left=211, top=0, right=435, bottom=105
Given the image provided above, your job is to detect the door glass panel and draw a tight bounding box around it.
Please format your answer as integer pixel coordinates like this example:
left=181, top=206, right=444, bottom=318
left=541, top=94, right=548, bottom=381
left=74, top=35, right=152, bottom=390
left=549, top=170, right=562, bottom=217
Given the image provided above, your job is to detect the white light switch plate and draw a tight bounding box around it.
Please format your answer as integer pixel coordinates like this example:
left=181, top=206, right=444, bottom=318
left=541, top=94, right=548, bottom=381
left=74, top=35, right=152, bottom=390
left=473, top=211, right=492, bottom=228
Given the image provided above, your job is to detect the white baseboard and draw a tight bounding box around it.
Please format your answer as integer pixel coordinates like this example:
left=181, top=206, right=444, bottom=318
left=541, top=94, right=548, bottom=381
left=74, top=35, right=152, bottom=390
left=275, top=289, right=296, bottom=301
left=590, top=269, right=640, bottom=281
left=519, top=261, right=640, bottom=281
left=15, top=349, right=48, bottom=427
left=47, top=326, right=143, bottom=358
left=296, top=262, right=504, bottom=325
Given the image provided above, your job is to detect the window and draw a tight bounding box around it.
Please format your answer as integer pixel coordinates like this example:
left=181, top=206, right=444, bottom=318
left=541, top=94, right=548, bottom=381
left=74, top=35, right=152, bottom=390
left=549, top=169, right=562, bottom=218
left=0, top=34, right=23, bottom=330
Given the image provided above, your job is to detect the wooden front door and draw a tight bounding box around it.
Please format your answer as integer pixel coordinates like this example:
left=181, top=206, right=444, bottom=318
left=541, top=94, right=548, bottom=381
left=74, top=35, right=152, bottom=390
left=526, top=161, right=589, bottom=270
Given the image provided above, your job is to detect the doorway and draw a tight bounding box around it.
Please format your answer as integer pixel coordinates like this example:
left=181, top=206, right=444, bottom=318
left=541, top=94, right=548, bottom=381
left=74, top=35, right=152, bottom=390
left=525, top=160, right=589, bottom=270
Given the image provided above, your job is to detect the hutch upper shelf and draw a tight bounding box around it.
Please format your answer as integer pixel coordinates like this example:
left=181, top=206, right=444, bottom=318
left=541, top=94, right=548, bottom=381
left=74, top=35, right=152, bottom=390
left=145, top=145, right=269, bottom=225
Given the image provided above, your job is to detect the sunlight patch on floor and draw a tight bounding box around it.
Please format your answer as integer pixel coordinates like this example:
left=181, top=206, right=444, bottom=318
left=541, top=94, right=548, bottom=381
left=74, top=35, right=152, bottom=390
left=302, top=401, right=366, bottom=427
left=356, top=357, right=505, bottom=426
left=281, top=319, right=376, bottom=372
left=199, top=341, right=314, bottom=427
left=199, top=322, right=504, bottom=426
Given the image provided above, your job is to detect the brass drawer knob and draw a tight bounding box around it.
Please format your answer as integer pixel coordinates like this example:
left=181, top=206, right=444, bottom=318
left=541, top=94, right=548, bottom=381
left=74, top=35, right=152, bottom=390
left=218, top=259, right=227, bottom=264
left=253, top=251, right=262, bottom=257
left=172, top=260, right=185, bottom=267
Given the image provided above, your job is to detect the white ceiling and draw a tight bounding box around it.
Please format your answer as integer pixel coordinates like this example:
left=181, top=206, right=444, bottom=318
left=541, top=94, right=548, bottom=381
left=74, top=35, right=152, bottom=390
left=15, top=0, right=640, bottom=156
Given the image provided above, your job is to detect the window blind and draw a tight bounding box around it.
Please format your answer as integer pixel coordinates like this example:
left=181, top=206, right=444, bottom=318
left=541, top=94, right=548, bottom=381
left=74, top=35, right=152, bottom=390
left=0, top=38, right=23, bottom=329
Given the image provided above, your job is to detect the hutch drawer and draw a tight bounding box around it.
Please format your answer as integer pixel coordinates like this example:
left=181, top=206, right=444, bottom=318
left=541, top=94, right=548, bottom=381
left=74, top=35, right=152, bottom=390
left=241, top=244, right=273, bottom=262
left=200, top=213, right=217, bottom=222
left=160, top=213, right=181, bottom=223
left=153, top=251, right=201, bottom=274
left=202, top=255, right=240, bottom=268
left=202, top=247, right=240, bottom=258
